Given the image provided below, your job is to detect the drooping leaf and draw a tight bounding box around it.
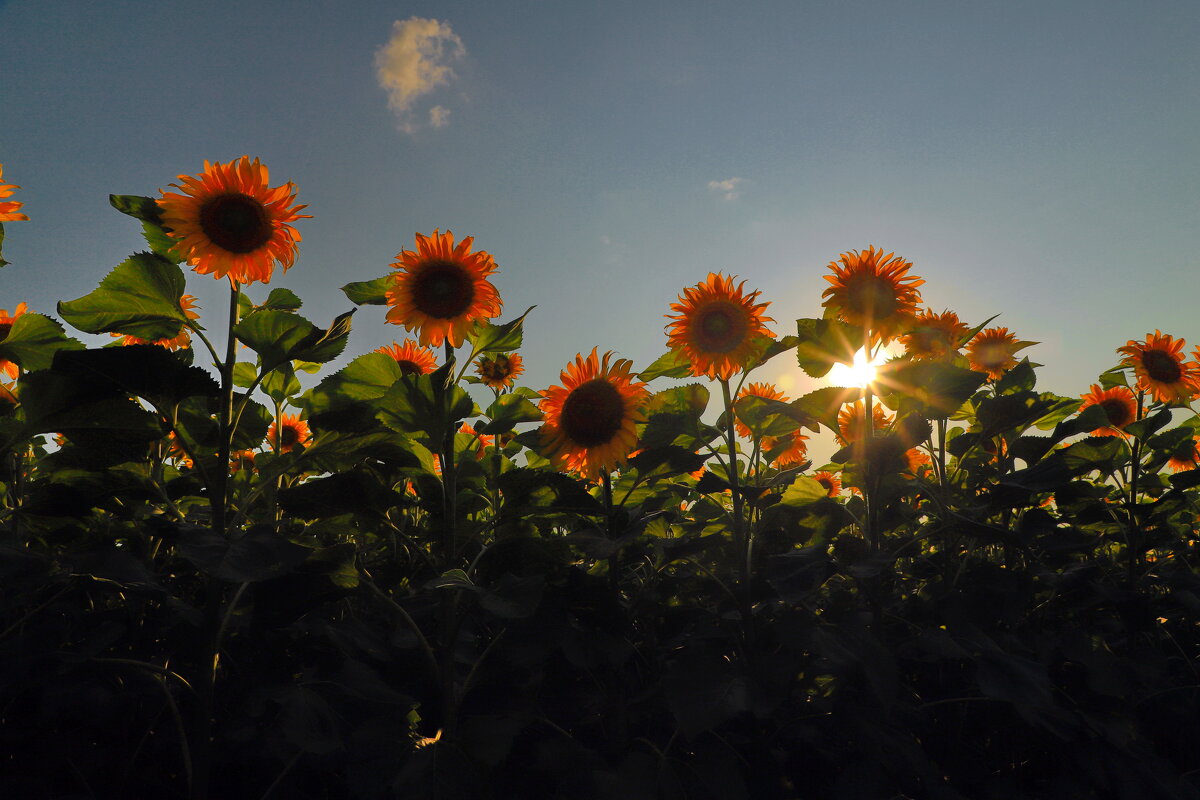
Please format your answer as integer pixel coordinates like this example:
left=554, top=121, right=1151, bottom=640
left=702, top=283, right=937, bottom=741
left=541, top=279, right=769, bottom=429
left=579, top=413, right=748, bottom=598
left=479, top=392, right=542, bottom=435
left=638, top=349, right=693, bottom=381
left=110, top=194, right=164, bottom=225
left=233, top=308, right=353, bottom=371
left=792, top=386, right=860, bottom=433
left=377, top=368, right=478, bottom=441
left=467, top=305, right=535, bottom=356
left=733, top=395, right=810, bottom=439
left=778, top=476, right=830, bottom=508
left=645, top=383, right=709, bottom=417
left=299, top=352, right=403, bottom=431
left=0, top=313, right=84, bottom=372
left=341, top=275, right=394, bottom=305
left=176, top=524, right=311, bottom=583
left=58, top=252, right=188, bottom=340
left=261, top=364, right=302, bottom=401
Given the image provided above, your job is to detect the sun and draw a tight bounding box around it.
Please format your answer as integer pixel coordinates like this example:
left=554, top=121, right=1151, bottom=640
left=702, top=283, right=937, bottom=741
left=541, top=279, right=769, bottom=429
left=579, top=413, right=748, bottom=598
left=828, top=347, right=886, bottom=388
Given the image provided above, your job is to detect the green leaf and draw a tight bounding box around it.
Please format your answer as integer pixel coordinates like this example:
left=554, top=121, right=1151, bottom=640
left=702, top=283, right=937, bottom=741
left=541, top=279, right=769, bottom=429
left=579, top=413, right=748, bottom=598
left=262, top=364, right=302, bottom=402
left=734, top=395, right=805, bottom=439
left=748, top=335, right=800, bottom=371
left=638, top=349, right=693, bottom=381
left=795, top=317, right=864, bottom=379
left=58, top=252, right=188, bottom=340
left=18, top=369, right=163, bottom=441
left=258, top=288, right=303, bottom=312
left=234, top=309, right=353, bottom=372
left=341, top=275, right=393, bottom=305
left=51, top=346, right=220, bottom=407
left=0, top=314, right=84, bottom=373
left=377, top=371, right=478, bottom=441
left=299, top=352, right=402, bottom=431
left=879, top=360, right=988, bottom=419
left=140, top=221, right=183, bottom=264
left=232, top=362, right=258, bottom=389
left=479, top=392, right=542, bottom=435
left=646, top=383, right=710, bottom=417
left=176, top=525, right=311, bottom=583
left=792, top=386, right=860, bottom=433
left=110, top=194, right=164, bottom=224
left=994, top=358, right=1038, bottom=394
left=296, top=309, right=354, bottom=363
left=1098, top=366, right=1129, bottom=390
left=468, top=305, right=535, bottom=356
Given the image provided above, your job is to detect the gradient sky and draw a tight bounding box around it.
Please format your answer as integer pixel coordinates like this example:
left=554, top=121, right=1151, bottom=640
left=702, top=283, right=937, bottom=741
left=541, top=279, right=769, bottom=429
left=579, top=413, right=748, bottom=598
left=4, top=0, right=1199, bottom=462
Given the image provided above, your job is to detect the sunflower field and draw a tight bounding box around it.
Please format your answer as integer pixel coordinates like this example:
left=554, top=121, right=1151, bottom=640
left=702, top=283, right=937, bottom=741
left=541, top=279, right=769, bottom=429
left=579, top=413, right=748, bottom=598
left=1, top=159, right=1199, bottom=800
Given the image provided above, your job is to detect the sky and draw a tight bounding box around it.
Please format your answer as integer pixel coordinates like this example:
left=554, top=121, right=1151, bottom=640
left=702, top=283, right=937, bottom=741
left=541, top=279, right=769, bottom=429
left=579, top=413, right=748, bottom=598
left=3, top=0, right=1200, bottom=462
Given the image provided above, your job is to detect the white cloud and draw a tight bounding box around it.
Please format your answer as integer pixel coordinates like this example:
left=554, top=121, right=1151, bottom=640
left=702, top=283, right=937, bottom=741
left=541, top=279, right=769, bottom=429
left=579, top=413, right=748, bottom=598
left=375, top=17, right=464, bottom=132
left=707, top=177, right=743, bottom=201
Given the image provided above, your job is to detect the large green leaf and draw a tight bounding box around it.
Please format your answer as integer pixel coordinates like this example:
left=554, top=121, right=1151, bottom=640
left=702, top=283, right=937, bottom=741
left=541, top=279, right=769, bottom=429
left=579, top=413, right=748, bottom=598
left=299, top=352, right=402, bottom=431
left=638, top=349, right=693, bottom=381
left=792, top=386, right=860, bottom=433
left=233, top=308, right=353, bottom=371
left=0, top=313, right=84, bottom=372
left=795, top=317, right=864, bottom=379
left=467, top=305, right=535, bottom=355
left=734, top=395, right=807, bottom=439
left=878, top=360, right=987, bottom=419
left=377, top=367, right=478, bottom=441
left=479, top=392, right=542, bottom=435
left=341, top=275, right=393, bottom=305
left=58, top=252, right=188, bottom=339
left=110, top=194, right=165, bottom=225
left=50, top=345, right=219, bottom=407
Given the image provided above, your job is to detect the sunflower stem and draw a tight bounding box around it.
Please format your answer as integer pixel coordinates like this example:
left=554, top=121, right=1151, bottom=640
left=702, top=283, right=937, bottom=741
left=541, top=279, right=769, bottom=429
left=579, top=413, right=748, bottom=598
left=1127, top=391, right=1146, bottom=588
left=602, top=469, right=619, bottom=591
left=720, top=379, right=751, bottom=621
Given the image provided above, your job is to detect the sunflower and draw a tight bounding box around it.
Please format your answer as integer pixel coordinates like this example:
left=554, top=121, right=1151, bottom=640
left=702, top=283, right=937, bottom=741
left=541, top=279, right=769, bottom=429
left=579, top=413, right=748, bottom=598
left=459, top=423, right=496, bottom=460
left=376, top=339, right=438, bottom=375
left=822, top=247, right=924, bottom=342
left=166, top=431, right=193, bottom=469
left=0, top=302, right=28, bottom=379
left=813, top=470, right=842, bottom=497
left=158, top=156, right=309, bottom=285
left=836, top=400, right=893, bottom=446
left=1167, top=436, right=1200, bottom=473
left=475, top=352, right=524, bottom=390
left=113, top=294, right=200, bottom=350
left=267, top=413, right=311, bottom=453
left=0, top=164, right=29, bottom=222
left=230, top=449, right=257, bottom=473
left=665, top=273, right=774, bottom=380
left=764, top=430, right=809, bottom=467
left=1078, top=384, right=1138, bottom=437
left=538, top=348, right=649, bottom=481
left=1117, top=331, right=1200, bottom=405
left=967, top=327, right=1031, bottom=380
left=898, top=309, right=970, bottom=360
left=385, top=229, right=503, bottom=348
left=734, top=382, right=788, bottom=439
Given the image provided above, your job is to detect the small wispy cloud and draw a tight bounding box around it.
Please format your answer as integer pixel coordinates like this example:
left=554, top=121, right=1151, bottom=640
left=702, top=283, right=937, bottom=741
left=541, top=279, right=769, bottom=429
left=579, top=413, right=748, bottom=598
left=375, top=17, right=465, bottom=133
left=707, top=177, right=743, bottom=201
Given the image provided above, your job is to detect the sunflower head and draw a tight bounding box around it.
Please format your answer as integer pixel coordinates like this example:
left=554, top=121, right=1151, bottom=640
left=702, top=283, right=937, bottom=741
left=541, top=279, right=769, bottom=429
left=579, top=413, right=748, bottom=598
left=0, top=302, right=28, bottom=380
left=665, top=273, right=774, bottom=381
left=763, top=430, right=809, bottom=467
left=113, top=295, right=200, bottom=350
left=813, top=470, right=842, bottom=497
left=385, top=229, right=503, bottom=348
left=267, top=414, right=311, bottom=453
left=1167, top=436, right=1200, bottom=473
left=230, top=449, right=257, bottom=473
left=158, top=156, right=310, bottom=285
left=898, top=309, right=970, bottom=360
left=822, top=247, right=923, bottom=342
left=734, top=382, right=788, bottom=439
left=538, top=348, right=649, bottom=481
left=459, top=423, right=496, bottom=460
left=376, top=339, right=439, bottom=376
left=836, top=400, right=893, bottom=446
left=967, top=327, right=1031, bottom=380
left=0, top=164, right=29, bottom=223
left=476, top=352, right=525, bottom=390
left=1079, top=384, right=1138, bottom=437
left=1117, top=331, right=1200, bottom=405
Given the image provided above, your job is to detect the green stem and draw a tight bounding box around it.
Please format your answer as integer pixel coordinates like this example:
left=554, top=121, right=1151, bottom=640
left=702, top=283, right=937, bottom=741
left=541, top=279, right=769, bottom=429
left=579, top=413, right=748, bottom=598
left=719, top=378, right=750, bottom=620
left=1127, top=391, right=1145, bottom=587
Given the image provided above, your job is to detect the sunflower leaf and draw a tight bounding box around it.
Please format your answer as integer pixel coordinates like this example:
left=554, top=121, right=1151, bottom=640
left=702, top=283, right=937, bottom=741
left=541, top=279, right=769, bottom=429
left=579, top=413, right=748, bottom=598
left=50, top=346, right=220, bottom=407
left=734, top=395, right=808, bottom=438
left=110, top=194, right=165, bottom=225
left=480, top=393, right=543, bottom=435
left=378, top=373, right=478, bottom=441
left=795, top=318, right=864, bottom=379
left=299, top=352, right=402, bottom=432
left=58, top=252, right=189, bottom=340
left=792, top=386, right=861, bottom=434
left=341, top=276, right=394, bottom=306
left=878, top=360, right=987, bottom=420
left=234, top=309, right=353, bottom=372
left=0, top=313, right=85, bottom=372
left=258, top=288, right=303, bottom=312
left=639, top=349, right=693, bottom=381
left=468, top=306, right=535, bottom=356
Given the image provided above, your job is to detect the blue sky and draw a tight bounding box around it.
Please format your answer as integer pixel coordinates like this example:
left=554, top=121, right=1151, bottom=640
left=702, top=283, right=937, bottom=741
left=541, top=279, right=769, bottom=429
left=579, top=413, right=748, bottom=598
left=4, top=0, right=1199, bottom=459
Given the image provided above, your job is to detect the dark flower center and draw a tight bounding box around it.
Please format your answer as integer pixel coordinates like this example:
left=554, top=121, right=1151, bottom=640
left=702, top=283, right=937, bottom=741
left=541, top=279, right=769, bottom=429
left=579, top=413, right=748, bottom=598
left=1100, top=398, right=1133, bottom=428
left=976, top=342, right=1011, bottom=368
left=279, top=424, right=300, bottom=448
left=1142, top=349, right=1182, bottom=383
left=846, top=276, right=898, bottom=319
left=199, top=193, right=274, bottom=254
left=481, top=355, right=513, bottom=380
left=695, top=304, right=746, bottom=352
left=396, top=359, right=424, bottom=376
left=561, top=379, right=625, bottom=447
left=412, top=262, right=476, bottom=319
left=0, top=321, right=12, bottom=341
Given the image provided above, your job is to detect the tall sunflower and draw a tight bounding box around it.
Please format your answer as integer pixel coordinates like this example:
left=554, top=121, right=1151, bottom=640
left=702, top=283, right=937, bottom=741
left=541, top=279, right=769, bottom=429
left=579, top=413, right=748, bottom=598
left=267, top=414, right=311, bottom=453
left=0, top=302, right=28, bottom=379
left=822, top=247, right=923, bottom=342
left=113, top=295, right=200, bottom=350
left=0, top=164, right=29, bottom=222
left=476, top=352, right=524, bottom=390
left=376, top=339, right=438, bottom=375
left=158, top=156, right=309, bottom=285
left=1078, top=384, right=1138, bottom=437
left=898, top=309, right=970, bottom=361
left=665, top=273, right=774, bottom=380
left=734, top=382, right=788, bottom=439
left=538, top=348, right=649, bottom=481
left=967, top=327, right=1031, bottom=380
left=836, top=400, right=893, bottom=446
left=385, top=229, right=503, bottom=348
left=1117, top=331, right=1200, bottom=405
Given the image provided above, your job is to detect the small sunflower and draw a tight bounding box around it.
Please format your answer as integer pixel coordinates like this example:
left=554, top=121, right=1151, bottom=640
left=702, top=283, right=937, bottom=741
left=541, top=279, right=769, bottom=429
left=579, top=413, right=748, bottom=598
left=476, top=352, right=525, bottom=390
left=459, top=423, right=496, bottom=460
left=764, top=430, right=809, bottom=467
left=538, top=348, right=649, bottom=481
left=376, top=339, right=438, bottom=375
left=230, top=449, right=257, bottom=473
left=967, top=327, right=1031, bottom=380
left=822, top=247, right=923, bottom=342
left=0, top=164, right=29, bottom=222
left=1079, top=384, right=1138, bottom=437
left=898, top=309, right=970, bottom=360
left=665, top=273, right=774, bottom=380
left=1167, top=436, right=1200, bottom=473
left=836, top=400, right=893, bottom=446
left=267, top=413, right=311, bottom=453
left=1117, top=331, right=1200, bottom=405
left=0, top=302, right=29, bottom=379
left=113, top=295, right=200, bottom=350
left=813, top=470, right=842, bottom=497
left=158, top=156, right=310, bottom=285
left=734, top=382, right=788, bottom=439
left=386, top=229, right=503, bottom=348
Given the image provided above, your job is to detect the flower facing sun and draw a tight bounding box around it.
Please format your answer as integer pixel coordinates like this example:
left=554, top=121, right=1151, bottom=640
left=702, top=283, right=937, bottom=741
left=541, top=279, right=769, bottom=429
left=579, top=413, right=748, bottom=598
left=0, top=164, right=29, bottom=222
left=836, top=400, right=893, bottom=446
left=158, top=156, right=309, bottom=285
left=1078, top=384, right=1138, bottom=437
left=113, top=295, right=201, bottom=350
left=1117, top=331, right=1200, bottom=406
left=665, top=273, right=774, bottom=381
left=538, top=348, right=649, bottom=481
left=822, top=247, right=924, bottom=342
left=966, top=327, right=1030, bottom=380
left=376, top=339, right=438, bottom=376
left=386, top=229, right=503, bottom=348
left=475, top=352, right=524, bottom=390
left=0, top=302, right=28, bottom=379
left=898, top=309, right=970, bottom=361
left=267, top=414, right=311, bottom=453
